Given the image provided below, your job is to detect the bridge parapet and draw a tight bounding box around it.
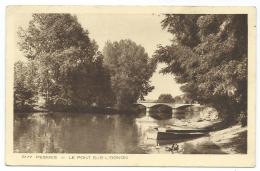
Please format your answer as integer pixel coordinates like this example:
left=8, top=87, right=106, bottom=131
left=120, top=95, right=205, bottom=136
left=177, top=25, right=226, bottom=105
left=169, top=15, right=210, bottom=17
left=135, top=102, right=198, bottom=109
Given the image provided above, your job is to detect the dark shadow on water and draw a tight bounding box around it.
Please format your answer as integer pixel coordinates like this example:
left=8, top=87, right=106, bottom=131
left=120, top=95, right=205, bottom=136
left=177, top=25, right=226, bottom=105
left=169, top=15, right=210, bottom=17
left=149, top=112, right=172, bottom=120
left=133, top=112, right=146, bottom=118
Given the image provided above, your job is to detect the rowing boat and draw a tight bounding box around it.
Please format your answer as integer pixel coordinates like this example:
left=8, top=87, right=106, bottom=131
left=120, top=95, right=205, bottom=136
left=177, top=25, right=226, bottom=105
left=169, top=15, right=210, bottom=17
left=155, top=126, right=209, bottom=140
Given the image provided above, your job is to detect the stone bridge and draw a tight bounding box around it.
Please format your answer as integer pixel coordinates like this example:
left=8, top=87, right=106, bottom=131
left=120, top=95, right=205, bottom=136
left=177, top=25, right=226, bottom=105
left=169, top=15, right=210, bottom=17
left=134, top=101, right=200, bottom=114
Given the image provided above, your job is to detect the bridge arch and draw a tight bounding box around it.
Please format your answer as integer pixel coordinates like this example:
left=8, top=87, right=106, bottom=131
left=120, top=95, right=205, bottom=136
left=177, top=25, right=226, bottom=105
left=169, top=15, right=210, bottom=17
left=148, top=104, right=173, bottom=115
left=134, top=102, right=174, bottom=115
left=150, top=103, right=173, bottom=108
left=132, top=103, right=147, bottom=108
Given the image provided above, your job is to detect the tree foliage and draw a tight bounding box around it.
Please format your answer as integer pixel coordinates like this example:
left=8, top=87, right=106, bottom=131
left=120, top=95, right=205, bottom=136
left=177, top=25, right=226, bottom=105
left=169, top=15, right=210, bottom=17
left=103, top=39, right=156, bottom=110
left=157, top=94, right=175, bottom=103
left=17, top=14, right=112, bottom=109
left=14, top=61, right=39, bottom=111
left=154, top=14, right=247, bottom=121
left=173, top=94, right=193, bottom=104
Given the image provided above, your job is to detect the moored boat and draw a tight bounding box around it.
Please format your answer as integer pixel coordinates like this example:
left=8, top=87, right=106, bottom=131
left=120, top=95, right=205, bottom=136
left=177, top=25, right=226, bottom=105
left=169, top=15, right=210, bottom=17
left=157, top=131, right=206, bottom=140
left=155, top=126, right=209, bottom=140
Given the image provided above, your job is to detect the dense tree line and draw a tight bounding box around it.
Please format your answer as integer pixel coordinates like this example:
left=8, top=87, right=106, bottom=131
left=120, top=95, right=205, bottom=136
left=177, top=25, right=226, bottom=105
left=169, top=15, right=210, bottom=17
left=153, top=14, right=248, bottom=123
left=15, top=14, right=155, bottom=112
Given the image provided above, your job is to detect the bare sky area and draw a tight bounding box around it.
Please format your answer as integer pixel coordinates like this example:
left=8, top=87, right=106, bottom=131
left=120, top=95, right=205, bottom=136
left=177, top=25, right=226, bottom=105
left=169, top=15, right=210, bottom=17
left=14, top=13, right=183, bottom=100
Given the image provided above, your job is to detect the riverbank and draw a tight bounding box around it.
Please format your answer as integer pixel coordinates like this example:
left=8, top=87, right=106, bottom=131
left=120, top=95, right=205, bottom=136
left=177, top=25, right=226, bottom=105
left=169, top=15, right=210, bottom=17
left=162, top=111, right=247, bottom=154
left=174, top=124, right=247, bottom=154
left=14, top=105, right=141, bottom=115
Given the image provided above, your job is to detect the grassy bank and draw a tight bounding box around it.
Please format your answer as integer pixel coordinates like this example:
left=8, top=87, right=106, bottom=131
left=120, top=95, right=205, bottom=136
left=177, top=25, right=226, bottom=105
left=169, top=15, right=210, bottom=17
left=176, top=124, right=247, bottom=154
left=209, top=125, right=247, bottom=153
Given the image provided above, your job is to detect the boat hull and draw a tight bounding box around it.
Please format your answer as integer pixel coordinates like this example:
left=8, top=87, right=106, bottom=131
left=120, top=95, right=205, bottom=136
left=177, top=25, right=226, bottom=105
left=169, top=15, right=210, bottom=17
left=157, top=131, right=206, bottom=140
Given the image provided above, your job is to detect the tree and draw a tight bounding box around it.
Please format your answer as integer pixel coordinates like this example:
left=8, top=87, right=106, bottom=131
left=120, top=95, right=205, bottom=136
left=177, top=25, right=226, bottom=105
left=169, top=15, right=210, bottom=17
left=103, top=39, right=156, bottom=110
left=14, top=61, right=39, bottom=111
left=157, top=94, right=175, bottom=103
left=17, top=14, right=112, bottom=109
left=153, top=14, right=247, bottom=122
left=173, top=94, right=193, bottom=104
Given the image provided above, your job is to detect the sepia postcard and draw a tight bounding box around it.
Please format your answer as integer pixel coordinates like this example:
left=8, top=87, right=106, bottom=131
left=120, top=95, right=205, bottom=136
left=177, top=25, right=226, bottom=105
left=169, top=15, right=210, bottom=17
left=5, top=6, right=256, bottom=166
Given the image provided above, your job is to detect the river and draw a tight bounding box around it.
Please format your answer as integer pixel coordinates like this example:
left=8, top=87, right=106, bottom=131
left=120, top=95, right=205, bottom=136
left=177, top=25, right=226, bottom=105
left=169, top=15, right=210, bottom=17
left=14, top=107, right=225, bottom=154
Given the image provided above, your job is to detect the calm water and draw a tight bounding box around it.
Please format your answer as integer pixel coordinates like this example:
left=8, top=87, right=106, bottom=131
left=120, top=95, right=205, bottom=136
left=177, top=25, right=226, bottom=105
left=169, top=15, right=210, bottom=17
left=14, top=107, right=225, bottom=154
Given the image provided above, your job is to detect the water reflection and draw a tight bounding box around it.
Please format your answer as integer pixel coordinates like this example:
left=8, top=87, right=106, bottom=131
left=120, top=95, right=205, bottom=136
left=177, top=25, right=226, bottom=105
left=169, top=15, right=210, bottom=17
left=14, top=107, right=216, bottom=154
left=14, top=113, right=147, bottom=153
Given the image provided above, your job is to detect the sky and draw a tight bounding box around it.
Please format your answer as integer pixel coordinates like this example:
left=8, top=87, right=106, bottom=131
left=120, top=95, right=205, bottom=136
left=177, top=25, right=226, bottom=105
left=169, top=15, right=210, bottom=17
left=14, top=13, right=183, bottom=100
